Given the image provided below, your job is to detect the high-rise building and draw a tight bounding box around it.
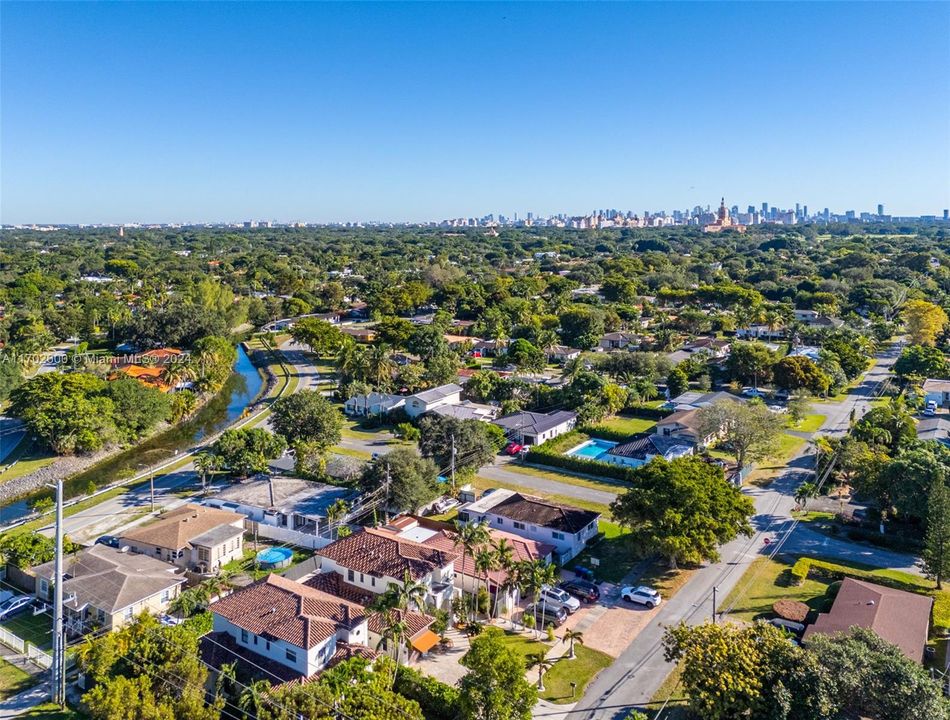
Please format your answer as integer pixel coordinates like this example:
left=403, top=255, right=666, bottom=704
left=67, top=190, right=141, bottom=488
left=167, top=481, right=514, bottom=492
left=877, top=204, right=884, bottom=216
left=803, top=205, right=808, bottom=218
left=761, top=202, right=768, bottom=214
left=527, top=212, right=534, bottom=222
left=944, top=209, right=949, bottom=221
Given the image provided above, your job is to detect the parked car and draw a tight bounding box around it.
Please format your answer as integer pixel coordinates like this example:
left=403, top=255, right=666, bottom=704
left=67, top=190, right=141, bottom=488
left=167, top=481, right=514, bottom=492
left=95, top=535, right=121, bottom=549
left=924, top=400, right=938, bottom=416
left=769, top=618, right=805, bottom=635
left=0, top=595, right=33, bottom=621
left=572, top=566, right=596, bottom=582
left=741, top=387, right=762, bottom=398
left=620, top=585, right=662, bottom=608
left=539, top=585, right=581, bottom=614
left=559, top=578, right=601, bottom=603
left=433, top=497, right=459, bottom=514
left=525, top=603, right=568, bottom=627
left=505, top=442, right=524, bottom=456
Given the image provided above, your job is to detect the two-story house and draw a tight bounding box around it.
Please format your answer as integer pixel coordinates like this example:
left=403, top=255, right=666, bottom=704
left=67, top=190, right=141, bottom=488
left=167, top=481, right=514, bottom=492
left=119, top=504, right=245, bottom=574
left=457, top=490, right=600, bottom=563
left=31, top=545, right=185, bottom=636
left=402, top=383, right=463, bottom=419
left=314, top=527, right=459, bottom=610
left=204, top=574, right=372, bottom=681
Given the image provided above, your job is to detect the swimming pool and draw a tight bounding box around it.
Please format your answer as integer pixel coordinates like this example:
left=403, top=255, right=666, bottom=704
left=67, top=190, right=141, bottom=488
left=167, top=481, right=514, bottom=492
left=564, top=438, right=617, bottom=461
left=257, top=546, right=294, bottom=569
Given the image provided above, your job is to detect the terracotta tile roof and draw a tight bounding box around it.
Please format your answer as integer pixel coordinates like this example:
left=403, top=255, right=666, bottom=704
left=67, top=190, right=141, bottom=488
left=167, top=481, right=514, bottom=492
left=120, top=503, right=244, bottom=551
left=303, top=573, right=434, bottom=639
left=420, top=527, right=554, bottom=586
left=316, top=528, right=459, bottom=581
left=211, top=574, right=366, bottom=650
left=802, top=577, right=933, bottom=662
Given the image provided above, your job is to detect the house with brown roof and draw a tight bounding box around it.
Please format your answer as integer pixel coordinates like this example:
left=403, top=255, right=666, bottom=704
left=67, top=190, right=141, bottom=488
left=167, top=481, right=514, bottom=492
left=458, top=489, right=600, bottom=562
left=802, top=577, right=933, bottom=663
left=31, top=545, right=185, bottom=636
left=119, top=503, right=245, bottom=574
left=206, top=574, right=371, bottom=680
left=314, top=527, right=459, bottom=610
left=654, top=408, right=717, bottom=446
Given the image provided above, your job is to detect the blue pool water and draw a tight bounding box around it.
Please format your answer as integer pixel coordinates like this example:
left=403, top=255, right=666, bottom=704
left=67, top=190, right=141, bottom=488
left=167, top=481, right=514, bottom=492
left=565, top=438, right=617, bottom=460
left=257, top=547, right=294, bottom=568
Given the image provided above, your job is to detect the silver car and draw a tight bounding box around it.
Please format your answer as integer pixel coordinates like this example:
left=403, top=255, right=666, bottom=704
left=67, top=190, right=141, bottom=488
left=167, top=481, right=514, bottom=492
left=539, top=585, right=581, bottom=614
left=620, top=585, right=662, bottom=608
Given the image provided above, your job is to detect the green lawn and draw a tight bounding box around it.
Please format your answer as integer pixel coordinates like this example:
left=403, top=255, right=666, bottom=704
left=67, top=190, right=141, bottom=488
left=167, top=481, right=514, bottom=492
left=0, top=659, right=36, bottom=700
left=585, top=416, right=656, bottom=436
left=719, top=556, right=835, bottom=623
left=331, top=446, right=373, bottom=460
left=18, top=704, right=88, bottom=720
left=744, top=433, right=807, bottom=486
left=504, top=463, right=629, bottom=492
left=787, top=413, right=826, bottom=433
left=487, top=628, right=549, bottom=661
left=1, top=610, right=53, bottom=650
left=565, top=521, right=640, bottom=583
left=222, top=544, right=313, bottom=581
left=0, top=441, right=57, bottom=485
left=540, top=644, right=613, bottom=704
left=471, top=475, right=612, bottom=518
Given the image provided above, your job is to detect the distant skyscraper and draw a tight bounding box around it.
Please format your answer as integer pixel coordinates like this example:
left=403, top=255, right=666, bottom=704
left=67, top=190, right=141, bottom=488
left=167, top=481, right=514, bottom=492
left=761, top=202, right=768, bottom=213
left=527, top=212, right=534, bottom=221
left=877, top=204, right=884, bottom=216
left=944, top=209, right=949, bottom=221
left=803, top=205, right=808, bottom=218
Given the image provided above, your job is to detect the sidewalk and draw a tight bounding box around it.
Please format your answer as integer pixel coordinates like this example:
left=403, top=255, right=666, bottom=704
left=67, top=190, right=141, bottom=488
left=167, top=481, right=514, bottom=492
left=0, top=682, right=50, bottom=719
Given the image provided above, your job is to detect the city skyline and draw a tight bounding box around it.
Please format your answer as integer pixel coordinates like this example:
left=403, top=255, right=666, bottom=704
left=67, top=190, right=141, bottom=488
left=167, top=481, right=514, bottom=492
left=2, top=2, right=949, bottom=224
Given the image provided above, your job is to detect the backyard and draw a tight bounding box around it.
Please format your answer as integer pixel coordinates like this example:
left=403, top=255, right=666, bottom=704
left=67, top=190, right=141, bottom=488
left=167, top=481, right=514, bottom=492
left=566, top=521, right=639, bottom=584
left=1, top=609, right=53, bottom=650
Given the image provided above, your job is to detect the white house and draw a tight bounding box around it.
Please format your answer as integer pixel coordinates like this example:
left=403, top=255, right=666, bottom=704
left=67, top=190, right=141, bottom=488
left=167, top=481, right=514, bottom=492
left=314, top=527, right=459, bottom=610
left=429, top=401, right=498, bottom=422
left=457, top=490, right=600, bottom=563
left=343, top=391, right=405, bottom=417
left=403, top=383, right=463, bottom=418
left=923, top=379, right=950, bottom=408
left=492, top=410, right=577, bottom=446
left=206, top=574, right=371, bottom=680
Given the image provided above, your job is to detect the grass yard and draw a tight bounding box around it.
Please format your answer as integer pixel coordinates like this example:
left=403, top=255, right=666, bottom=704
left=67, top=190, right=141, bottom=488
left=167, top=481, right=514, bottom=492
left=505, top=463, right=629, bottom=492
left=222, top=544, right=313, bottom=581
left=18, top=704, right=89, bottom=720
left=0, top=658, right=36, bottom=700
left=787, top=413, right=826, bottom=433
left=566, top=521, right=641, bottom=584
left=488, top=628, right=549, bottom=661
left=0, top=441, right=57, bottom=485
left=719, top=556, right=835, bottom=623
left=585, top=416, right=656, bottom=436
left=644, top=663, right=691, bottom=719
left=540, top=644, right=613, bottom=704
left=330, top=446, right=373, bottom=460
left=744, top=433, right=807, bottom=487
left=0, top=610, right=53, bottom=650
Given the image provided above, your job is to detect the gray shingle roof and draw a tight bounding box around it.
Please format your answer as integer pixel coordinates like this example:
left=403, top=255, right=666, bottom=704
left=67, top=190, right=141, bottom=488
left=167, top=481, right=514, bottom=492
left=493, top=410, right=577, bottom=436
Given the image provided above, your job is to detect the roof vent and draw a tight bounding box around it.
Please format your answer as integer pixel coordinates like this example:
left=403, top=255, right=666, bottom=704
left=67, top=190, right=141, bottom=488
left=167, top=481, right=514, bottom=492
left=867, top=600, right=876, bottom=606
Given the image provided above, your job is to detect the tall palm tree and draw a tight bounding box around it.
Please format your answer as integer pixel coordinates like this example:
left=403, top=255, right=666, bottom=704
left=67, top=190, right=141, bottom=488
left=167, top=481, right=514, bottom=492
left=794, top=481, right=819, bottom=511
left=238, top=679, right=271, bottom=719
left=162, top=359, right=194, bottom=390
left=365, top=343, right=397, bottom=390
left=518, top=559, right=556, bottom=637
left=389, top=570, right=428, bottom=614
left=526, top=648, right=554, bottom=691
left=489, top=538, right=515, bottom=618
left=452, top=519, right=490, bottom=621
left=336, top=340, right=367, bottom=384
left=474, top=548, right=498, bottom=619
left=193, top=452, right=219, bottom=491
left=562, top=628, right=584, bottom=659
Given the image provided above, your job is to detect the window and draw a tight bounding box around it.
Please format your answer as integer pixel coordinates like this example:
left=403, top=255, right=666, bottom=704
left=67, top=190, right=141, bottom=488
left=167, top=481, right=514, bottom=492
left=253, top=635, right=258, bottom=646
left=360, top=573, right=364, bottom=583
left=241, top=629, right=249, bottom=643
left=371, top=577, right=376, bottom=587
left=125, top=607, right=133, bottom=620
left=458, top=512, right=469, bottom=522
left=495, top=518, right=503, bottom=525
left=552, top=531, right=565, bottom=541
left=155, top=547, right=162, bottom=556
left=513, top=521, right=526, bottom=530
left=285, top=648, right=297, bottom=663
left=265, top=640, right=271, bottom=651
left=40, top=579, right=48, bottom=595
left=347, top=569, right=355, bottom=582
left=198, top=548, right=210, bottom=562
left=161, top=590, right=170, bottom=602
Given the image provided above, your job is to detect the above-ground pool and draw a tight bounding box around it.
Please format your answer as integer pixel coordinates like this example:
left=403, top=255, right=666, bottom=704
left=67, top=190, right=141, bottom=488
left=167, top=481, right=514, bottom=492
left=564, top=438, right=617, bottom=461
left=257, top=546, right=294, bottom=569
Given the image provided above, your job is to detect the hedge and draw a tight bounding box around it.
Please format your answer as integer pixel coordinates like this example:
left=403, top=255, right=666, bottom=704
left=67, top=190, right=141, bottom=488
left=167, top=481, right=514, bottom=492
left=790, top=557, right=927, bottom=598
left=525, top=431, right=638, bottom=482
left=620, top=406, right=672, bottom=420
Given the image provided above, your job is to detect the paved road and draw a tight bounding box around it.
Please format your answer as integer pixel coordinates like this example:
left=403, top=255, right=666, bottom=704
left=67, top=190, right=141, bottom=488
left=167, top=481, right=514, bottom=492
left=0, top=418, right=26, bottom=465
left=782, top=525, right=921, bottom=575
left=573, top=340, right=907, bottom=719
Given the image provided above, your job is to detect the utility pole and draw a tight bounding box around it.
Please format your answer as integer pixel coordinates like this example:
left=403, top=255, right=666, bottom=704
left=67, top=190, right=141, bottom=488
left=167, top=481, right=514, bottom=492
left=712, top=585, right=718, bottom=623
left=149, top=468, right=155, bottom=513
left=52, top=479, right=65, bottom=706
left=383, top=462, right=391, bottom=524
left=450, top=434, right=457, bottom=492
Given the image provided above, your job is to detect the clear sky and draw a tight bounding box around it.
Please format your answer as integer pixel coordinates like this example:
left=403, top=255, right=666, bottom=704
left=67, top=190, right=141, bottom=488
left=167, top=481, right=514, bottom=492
left=2, top=1, right=949, bottom=224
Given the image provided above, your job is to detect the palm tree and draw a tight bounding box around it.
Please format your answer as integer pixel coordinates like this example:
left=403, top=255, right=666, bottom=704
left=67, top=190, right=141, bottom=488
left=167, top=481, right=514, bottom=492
left=215, top=661, right=237, bottom=701
left=452, top=519, right=490, bottom=621
left=794, top=481, right=819, bottom=511
left=238, top=679, right=271, bottom=719
left=489, top=538, right=515, bottom=618
left=389, top=570, right=428, bottom=614
left=517, top=559, right=555, bottom=637
left=562, top=628, right=584, bottom=660
left=162, top=359, right=194, bottom=390
left=365, top=343, right=397, bottom=390
left=336, top=341, right=367, bottom=384
left=526, top=648, right=554, bottom=691
left=474, top=548, right=498, bottom=619
left=193, top=452, right=219, bottom=491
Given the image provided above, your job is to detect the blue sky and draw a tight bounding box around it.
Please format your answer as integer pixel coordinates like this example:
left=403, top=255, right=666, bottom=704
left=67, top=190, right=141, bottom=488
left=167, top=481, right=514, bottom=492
left=2, top=2, right=948, bottom=223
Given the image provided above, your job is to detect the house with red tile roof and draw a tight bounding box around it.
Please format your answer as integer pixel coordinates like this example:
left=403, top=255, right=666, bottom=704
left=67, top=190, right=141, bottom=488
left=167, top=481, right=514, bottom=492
left=206, top=574, right=371, bottom=680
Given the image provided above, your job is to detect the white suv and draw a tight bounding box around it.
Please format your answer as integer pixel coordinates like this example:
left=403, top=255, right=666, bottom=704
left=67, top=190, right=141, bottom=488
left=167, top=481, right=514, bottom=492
left=539, top=585, right=581, bottom=614
left=620, top=585, right=662, bottom=608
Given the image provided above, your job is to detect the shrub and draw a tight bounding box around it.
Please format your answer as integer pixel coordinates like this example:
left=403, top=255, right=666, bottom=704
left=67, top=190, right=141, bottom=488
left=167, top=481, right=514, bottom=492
left=546, top=624, right=556, bottom=642
left=394, top=665, right=461, bottom=720
left=826, top=580, right=843, bottom=599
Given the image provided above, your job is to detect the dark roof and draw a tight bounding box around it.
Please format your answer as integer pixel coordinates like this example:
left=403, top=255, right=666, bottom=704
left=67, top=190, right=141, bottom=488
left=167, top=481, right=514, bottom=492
left=607, top=433, right=692, bottom=460
left=802, top=577, right=933, bottom=662
left=487, top=493, right=600, bottom=534
left=316, top=528, right=459, bottom=581
left=493, top=410, right=577, bottom=436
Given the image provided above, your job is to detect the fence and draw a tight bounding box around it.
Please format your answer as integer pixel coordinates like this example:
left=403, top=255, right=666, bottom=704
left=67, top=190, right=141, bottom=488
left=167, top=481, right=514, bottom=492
left=0, top=626, right=25, bottom=653
left=0, top=625, right=52, bottom=670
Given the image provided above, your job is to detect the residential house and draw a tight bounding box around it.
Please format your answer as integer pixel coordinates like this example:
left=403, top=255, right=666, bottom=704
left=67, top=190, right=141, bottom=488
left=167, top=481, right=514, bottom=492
left=340, top=326, right=376, bottom=343
left=923, top=378, right=950, bottom=408
left=917, top=417, right=950, bottom=447
left=204, top=574, right=373, bottom=681
left=119, top=504, right=245, bottom=574
left=493, top=410, right=577, bottom=446
left=667, top=390, right=744, bottom=412
left=802, top=577, right=932, bottom=663
left=203, top=477, right=357, bottom=550
left=457, top=490, right=600, bottom=562
left=545, top=345, right=582, bottom=364
left=684, top=337, right=731, bottom=358
left=31, top=545, right=185, bottom=636
left=794, top=309, right=844, bottom=329
left=735, top=324, right=786, bottom=340
left=403, top=383, right=463, bottom=418
left=443, top=334, right=480, bottom=350
left=471, top=339, right=505, bottom=358
left=429, top=401, right=498, bottom=422
left=598, top=332, right=639, bottom=351
left=654, top=408, right=717, bottom=446
left=343, top=391, right=405, bottom=417
left=314, top=527, right=459, bottom=610
left=604, top=433, right=694, bottom=468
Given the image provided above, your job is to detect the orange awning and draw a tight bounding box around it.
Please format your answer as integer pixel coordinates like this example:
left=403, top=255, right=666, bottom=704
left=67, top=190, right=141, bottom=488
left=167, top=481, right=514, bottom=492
left=410, top=630, right=441, bottom=654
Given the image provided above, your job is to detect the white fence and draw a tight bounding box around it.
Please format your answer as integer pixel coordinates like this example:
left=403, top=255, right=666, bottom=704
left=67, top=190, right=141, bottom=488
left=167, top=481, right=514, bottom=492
left=27, top=645, right=52, bottom=669
left=253, top=523, right=333, bottom=550
left=0, top=626, right=24, bottom=653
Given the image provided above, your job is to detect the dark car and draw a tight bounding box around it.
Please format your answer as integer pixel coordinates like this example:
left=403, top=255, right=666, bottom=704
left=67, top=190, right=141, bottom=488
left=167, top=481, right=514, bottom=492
left=525, top=603, right=568, bottom=627
left=94, top=535, right=120, bottom=549
left=559, top=578, right=601, bottom=603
